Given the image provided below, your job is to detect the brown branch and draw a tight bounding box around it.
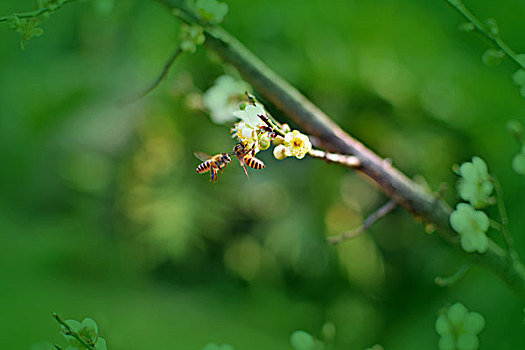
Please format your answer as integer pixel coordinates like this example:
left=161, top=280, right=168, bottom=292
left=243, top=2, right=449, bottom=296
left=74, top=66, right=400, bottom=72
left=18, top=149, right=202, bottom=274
left=308, top=149, right=360, bottom=168
left=158, top=0, right=525, bottom=296
left=327, top=200, right=397, bottom=244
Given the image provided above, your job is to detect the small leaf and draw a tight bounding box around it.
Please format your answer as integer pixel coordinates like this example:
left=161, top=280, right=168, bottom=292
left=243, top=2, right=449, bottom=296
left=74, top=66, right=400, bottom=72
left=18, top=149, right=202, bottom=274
left=512, top=69, right=525, bottom=85
left=482, top=48, right=505, bottom=66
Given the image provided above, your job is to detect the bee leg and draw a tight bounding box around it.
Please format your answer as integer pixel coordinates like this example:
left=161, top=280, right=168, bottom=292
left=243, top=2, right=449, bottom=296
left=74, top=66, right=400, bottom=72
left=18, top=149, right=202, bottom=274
left=239, top=161, right=250, bottom=179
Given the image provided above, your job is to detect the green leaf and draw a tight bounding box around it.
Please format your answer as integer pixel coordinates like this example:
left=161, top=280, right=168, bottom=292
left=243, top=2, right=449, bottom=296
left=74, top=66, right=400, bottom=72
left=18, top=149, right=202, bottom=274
left=290, top=330, right=315, bottom=350
left=512, top=152, right=525, bottom=175
left=512, top=69, right=525, bottom=85
left=482, top=48, right=505, bottom=67
left=520, top=85, right=525, bottom=99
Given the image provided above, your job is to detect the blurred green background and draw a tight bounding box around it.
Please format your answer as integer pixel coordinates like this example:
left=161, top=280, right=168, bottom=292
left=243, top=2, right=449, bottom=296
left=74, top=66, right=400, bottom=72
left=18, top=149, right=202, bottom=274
left=1, top=0, right=524, bottom=349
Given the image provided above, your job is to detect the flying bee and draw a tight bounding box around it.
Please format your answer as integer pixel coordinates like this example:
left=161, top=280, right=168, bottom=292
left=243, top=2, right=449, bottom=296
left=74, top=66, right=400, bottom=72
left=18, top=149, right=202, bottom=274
left=233, top=142, right=265, bottom=179
left=195, top=151, right=231, bottom=183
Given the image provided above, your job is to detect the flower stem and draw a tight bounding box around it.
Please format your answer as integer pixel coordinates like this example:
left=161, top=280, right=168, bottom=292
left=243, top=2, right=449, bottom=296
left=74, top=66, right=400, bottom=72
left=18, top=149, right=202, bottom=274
left=0, top=0, right=79, bottom=23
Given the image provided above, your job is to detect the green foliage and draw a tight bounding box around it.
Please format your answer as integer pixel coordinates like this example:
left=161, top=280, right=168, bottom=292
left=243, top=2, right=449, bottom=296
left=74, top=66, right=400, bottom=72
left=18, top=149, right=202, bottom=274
left=195, top=0, right=228, bottom=24
left=180, top=24, right=205, bottom=53
left=435, top=303, right=485, bottom=350
left=482, top=48, right=505, bottom=67
left=449, top=203, right=489, bottom=253
left=456, top=157, right=494, bottom=208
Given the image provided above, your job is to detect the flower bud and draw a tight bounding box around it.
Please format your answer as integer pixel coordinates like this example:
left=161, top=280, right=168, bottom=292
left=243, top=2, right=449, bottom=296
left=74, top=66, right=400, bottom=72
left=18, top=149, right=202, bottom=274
left=273, top=145, right=288, bottom=160
left=281, top=123, right=291, bottom=133
left=272, top=135, right=284, bottom=146
left=258, top=133, right=271, bottom=151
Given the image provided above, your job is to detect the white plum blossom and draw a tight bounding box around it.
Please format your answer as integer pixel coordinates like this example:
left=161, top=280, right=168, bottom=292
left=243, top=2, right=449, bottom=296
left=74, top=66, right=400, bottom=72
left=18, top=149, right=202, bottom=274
left=203, top=75, right=251, bottom=124
left=231, top=102, right=269, bottom=151
left=282, top=130, right=312, bottom=159
left=233, top=102, right=267, bottom=128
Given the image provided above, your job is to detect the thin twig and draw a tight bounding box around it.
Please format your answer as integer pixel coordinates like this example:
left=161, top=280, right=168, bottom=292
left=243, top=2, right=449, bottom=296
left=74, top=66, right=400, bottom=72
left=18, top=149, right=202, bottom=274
left=54, top=344, right=63, bottom=350
left=444, top=0, right=525, bottom=70
left=53, top=313, right=95, bottom=350
left=308, top=149, right=360, bottom=169
left=0, top=0, right=79, bottom=22
left=134, top=46, right=183, bottom=101
left=327, top=200, right=397, bottom=244
left=435, top=261, right=473, bottom=287
left=493, top=175, right=519, bottom=263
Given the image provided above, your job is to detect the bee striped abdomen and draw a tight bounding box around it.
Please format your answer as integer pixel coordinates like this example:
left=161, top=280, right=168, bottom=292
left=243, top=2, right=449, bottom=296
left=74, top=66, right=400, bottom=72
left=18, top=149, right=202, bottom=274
left=245, top=157, right=265, bottom=170
left=196, top=160, right=212, bottom=173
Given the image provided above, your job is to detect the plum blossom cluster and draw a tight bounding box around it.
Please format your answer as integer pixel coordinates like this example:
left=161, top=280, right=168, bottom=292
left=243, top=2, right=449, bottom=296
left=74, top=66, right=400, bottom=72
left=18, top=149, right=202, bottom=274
left=197, top=75, right=313, bottom=182
left=231, top=99, right=312, bottom=160
left=435, top=303, right=485, bottom=350
left=450, top=157, right=494, bottom=254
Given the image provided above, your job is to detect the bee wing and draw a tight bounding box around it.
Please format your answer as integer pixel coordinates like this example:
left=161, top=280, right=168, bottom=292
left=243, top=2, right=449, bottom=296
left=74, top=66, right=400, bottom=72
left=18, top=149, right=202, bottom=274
left=194, top=151, right=212, bottom=161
